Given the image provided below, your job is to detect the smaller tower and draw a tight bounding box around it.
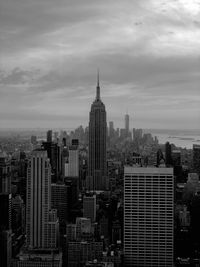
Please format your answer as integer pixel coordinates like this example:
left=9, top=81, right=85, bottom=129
left=125, top=113, right=130, bottom=137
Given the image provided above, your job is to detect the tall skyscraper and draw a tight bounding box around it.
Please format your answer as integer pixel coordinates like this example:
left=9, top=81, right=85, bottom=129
left=87, top=73, right=107, bottom=190
left=125, top=113, right=129, bottom=134
left=124, top=167, right=174, bottom=267
left=68, top=139, right=79, bottom=177
left=26, top=149, right=59, bottom=249
left=17, top=149, right=62, bottom=267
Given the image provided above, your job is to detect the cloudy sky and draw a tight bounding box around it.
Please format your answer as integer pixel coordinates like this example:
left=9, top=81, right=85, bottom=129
left=0, top=0, right=200, bottom=129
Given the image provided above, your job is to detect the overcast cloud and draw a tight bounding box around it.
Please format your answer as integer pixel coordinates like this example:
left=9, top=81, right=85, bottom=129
left=0, top=0, right=200, bottom=129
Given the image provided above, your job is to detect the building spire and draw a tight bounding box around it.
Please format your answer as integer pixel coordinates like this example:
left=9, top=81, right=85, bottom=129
left=96, top=69, right=100, bottom=100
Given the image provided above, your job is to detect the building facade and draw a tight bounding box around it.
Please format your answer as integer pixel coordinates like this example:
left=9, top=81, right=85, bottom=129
left=87, top=73, right=107, bottom=190
left=68, top=141, right=79, bottom=177
left=125, top=114, right=129, bottom=136
left=124, top=167, right=174, bottom=267
left=83, top=194, right=96, bottom=222
left=51, top=183, right=69, bottom=223
left=0, top=192, right=12, bottom=267
left=26, top=149, right=58, bottom=249
left=0, top=151, right=11, bottom=194
left=193, top=144, right=200, bottom=175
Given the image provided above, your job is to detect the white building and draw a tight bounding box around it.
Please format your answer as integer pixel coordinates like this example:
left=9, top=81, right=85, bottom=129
left=124, top=166, right=174, bottom=267
left=68, top=145, right=79, bottom=177
left=26, top=149, right=58, bottom=249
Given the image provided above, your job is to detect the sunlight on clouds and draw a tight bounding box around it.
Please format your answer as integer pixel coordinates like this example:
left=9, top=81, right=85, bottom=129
left=176, top=0, right=200, bottom=16
left=151, top=0, right=200, bottom=16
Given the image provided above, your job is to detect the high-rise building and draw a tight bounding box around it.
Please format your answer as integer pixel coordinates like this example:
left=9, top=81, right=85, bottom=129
left=51, top=183, right=69, bottom=223
left=87, top=73, right=107, bottom=190
left=12, top=195, right=26, bottom=235
left=0, top=151, right=11, bottom=194
left=75, top=217, right=92, bottom=240
left=165, top=142, right=172, bottom=166
left=193, top=144, right=200, bottom=175
left=17, top=149, right=61, bottom=266
left=83, top=194, right=96, bottom=222
left=42, top=141, right=61, bottom=182
left=68, top=139, right=79, bottom=177
left=124, top=167, right=174, bottom=267
left=125, top=114, right=129, bottom=134
left=0, top=152, right=12, bottom=267
left=190, top=192, right=200, bottom=248
left=0, top=193, right=12, bottom=267
left=26, top=149, right=59, bottom=249
left=47, top=130, right=52, bottom=143
left=172, top=150, right=181, bottom=166
left=0, top=230, right=12, bottom=267
left=0, top=193, right=12, bottom=230
left=109, top=121, right=114, bottom=138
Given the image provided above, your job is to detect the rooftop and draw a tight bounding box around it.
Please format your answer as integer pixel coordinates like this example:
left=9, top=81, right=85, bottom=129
left=124, top=166, right=173, bottom=174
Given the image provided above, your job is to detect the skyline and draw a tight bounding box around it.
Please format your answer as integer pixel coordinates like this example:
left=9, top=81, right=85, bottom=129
left=0, top=0, right=200, bottom=129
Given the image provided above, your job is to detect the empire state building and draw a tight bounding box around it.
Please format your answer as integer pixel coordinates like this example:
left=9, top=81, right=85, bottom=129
left=86, top=73, right=107, bottom=191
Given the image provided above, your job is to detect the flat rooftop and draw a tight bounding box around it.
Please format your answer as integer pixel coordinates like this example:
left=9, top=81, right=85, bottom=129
left=124, top=166, right=173, bottom=174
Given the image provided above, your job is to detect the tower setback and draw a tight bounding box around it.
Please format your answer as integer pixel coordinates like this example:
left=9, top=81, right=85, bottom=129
left=86, top=73, right=107, bottom=190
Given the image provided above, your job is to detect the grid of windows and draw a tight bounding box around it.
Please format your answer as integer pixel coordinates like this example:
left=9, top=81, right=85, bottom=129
left=124, top=167, right=174, bottom=267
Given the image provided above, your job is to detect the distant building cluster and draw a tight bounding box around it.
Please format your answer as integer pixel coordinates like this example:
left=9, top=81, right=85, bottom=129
left=0, top=75, right=200, bottom=266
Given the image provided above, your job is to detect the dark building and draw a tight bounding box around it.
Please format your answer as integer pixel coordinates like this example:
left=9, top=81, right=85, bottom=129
left=172, top=150, right=181, bottom=166
left=172, top=150, right=182, bottom=178
left=125, top=113, right=129, bottom=136
left=47, top=129, right=53, bottom=143
left=72, top=138, right=79, bottom=146
left=42, top=141, right=61, bottom=182
left=190, top=193, right=200, bottom=248
left=193, top=144, right=200, bottom=175
left=0, top=153, right=12, bottom=267
left=0, top=152, right=11, bottom=194
left=165, top=142, right=172, bottom=166
left=67, top=241, right=103, bottom=266
left=65, top=178, right=79, bottom=213
left=87, top=73, right=107, bottom=191
left=0, top=193, right=12, bottom=230
left=156, top=149, right=165, bottom=167
left=0, top=193, right=12, bottom=267
left=51, top=183, right=69, bottom=223
left=109, top=121, right=114, bottom=139
left=0, top=230, right=12, bottom=267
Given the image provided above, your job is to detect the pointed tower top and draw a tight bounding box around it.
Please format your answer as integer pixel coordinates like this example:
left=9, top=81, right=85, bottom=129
left=96, top=69, right=100, bottom=100
left=97, top=69, right=100, bottom=87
